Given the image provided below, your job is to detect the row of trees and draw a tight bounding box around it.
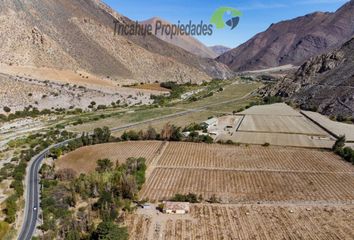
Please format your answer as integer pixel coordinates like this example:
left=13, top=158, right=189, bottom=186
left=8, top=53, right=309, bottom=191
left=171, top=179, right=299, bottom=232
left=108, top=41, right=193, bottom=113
left=121, top=123, right=213, bottom=143
left=3, top=129, right=77, bottom=225
left=50, top=127, right=112, bottom=159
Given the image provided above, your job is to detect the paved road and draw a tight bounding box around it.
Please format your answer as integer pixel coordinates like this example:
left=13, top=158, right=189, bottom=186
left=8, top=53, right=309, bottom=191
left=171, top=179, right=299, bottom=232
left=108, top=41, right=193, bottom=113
left=18, top=90, right=256, bottom=239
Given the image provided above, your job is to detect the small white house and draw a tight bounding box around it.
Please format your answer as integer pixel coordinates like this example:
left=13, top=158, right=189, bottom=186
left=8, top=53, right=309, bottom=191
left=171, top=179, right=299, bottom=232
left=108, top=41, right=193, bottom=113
left=163, top=201, right=190, bottom=214
left=204, top=118, right=218, bottom=127
left=142, top=203, right=151, bottom=210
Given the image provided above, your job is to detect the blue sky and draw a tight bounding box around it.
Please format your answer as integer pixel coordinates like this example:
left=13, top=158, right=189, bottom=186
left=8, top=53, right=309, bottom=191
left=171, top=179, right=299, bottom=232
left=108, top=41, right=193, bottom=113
left=104, top=0, right=348, bottom=48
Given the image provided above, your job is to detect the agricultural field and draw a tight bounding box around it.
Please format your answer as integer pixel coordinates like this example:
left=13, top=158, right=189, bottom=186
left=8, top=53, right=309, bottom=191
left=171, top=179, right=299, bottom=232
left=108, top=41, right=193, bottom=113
left=67, top=82, right=261, bottom=134
left=212, top=103, right=336, bottom=148
left=52, top=140, right=354, bottom=239
left=127, top=204, right=354, bottom=240
left=157, top=142, right=350, bottom=172
left=141, top=168, right=354, bottom=203
left=139, top=142, right=354, bottom=203
left=302, top=110, right=354, bottom=141
left=239, top=103, right=302, bottom=116
left=238, top=115, right=327, bottom=135
left=56, top=141, right=164, bottom=173
left=223, top=132, right=334, bottom=148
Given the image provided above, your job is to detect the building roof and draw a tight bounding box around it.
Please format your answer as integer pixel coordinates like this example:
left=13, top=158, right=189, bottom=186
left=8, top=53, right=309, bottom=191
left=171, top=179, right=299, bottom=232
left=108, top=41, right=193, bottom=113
left=204, top=118, right=218, bottom=126
left=164, top=201, right=190, bottom=212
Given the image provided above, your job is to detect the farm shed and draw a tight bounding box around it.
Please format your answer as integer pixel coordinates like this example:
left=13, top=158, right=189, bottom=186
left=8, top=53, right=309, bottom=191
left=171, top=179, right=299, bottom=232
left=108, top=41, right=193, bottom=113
left=163, top=201, right=190, bottom=214
left=203, top=118, right=218, bottom=127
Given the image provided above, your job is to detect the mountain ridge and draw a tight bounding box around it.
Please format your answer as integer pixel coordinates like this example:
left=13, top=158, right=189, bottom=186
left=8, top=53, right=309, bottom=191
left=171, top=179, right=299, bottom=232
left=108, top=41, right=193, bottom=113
left=218, top=0, right=354, bottom=72
left=264, top=37, right=354, bottom=117
left=0, top=0, right=232, bottom=84
left=140, top=17, right=219, bottom=59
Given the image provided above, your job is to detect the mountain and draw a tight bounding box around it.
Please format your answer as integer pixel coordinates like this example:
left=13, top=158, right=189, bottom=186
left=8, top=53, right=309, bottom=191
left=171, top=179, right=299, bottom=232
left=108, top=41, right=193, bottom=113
left=209, top=45, right=231, bottom=56
left=217, top=0, right=354, bottom=72
left=0, top=0, right=232, bottom=84
left=265, top=37, right=354, bottom=117
left=140, top=17, right=218, bottom=59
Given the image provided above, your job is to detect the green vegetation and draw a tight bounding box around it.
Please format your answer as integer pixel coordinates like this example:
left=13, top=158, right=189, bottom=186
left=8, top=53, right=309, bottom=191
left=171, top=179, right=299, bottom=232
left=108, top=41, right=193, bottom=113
left=91, top=221, right=128, bottom=240
left=39, top=157, right=147, bottom=239
left=49, top=127, right=112, bottom=159
left=263, top=95, right=282, bottom=104
left=120, top=123, right=212, bottom=144
left=1, top=128, right=77, bottom=224
left=3, top=106, right=11, bottom=113
left=170, top=193, right=199, bottom=203
left=333, top=136, right=354, bottom=164
left=0, top=221, right=10, bottom=239
left=4, top=195, right=17, bottom=224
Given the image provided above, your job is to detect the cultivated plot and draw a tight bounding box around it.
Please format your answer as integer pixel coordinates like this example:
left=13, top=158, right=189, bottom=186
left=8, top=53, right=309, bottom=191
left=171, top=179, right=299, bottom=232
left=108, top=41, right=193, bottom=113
left=238, top=115, right=327, bottom=135
left=223, top=132, right=334, bottom=148
left=239, top=103, right=302, bottom=116
left=127, top=204, right=354, bottom=240
left=302, top=110, right=354, bottom=141
left=157, top=142, right=351, bottom=172
left=56, top=141, right=164, bottom=173
left=214, top=103, right=335, bottom=148
left=140, top=167, right=354, bottom=203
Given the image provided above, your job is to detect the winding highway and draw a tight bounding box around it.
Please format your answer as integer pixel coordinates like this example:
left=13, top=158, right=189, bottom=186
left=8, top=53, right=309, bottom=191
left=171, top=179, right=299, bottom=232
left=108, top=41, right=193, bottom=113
left=17, top=90, right=257, bottom=239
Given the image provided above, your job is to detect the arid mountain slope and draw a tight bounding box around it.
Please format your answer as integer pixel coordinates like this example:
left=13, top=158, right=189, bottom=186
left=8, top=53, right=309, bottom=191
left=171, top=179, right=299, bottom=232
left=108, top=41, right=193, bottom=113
left=218, top=0, right=354, bottom=72
left=0, top=0, right=232, bottom=83
left=140, top=17, right=218, bottom=59
left=209, top=46, right=231, bottom=56
left=265, top=38, right=354, bottom=117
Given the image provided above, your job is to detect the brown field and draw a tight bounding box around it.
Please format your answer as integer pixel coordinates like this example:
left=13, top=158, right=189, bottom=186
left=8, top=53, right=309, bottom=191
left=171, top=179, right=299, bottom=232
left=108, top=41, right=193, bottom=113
left=55, top=141, right=354, bottom=239
left=302, top=110, right=354, bottom=141
left=157, top=142, right=351, bottom=172
left=139, top=142, right=354, bottom=203
left=56, top=141, right=164, bottom=173
left=238, top=115, right=327, bottom=136
left=239, top=103, right=302, bottom=116
left=127, top=204, right=354, bottom=240
left=214, top=103, right=336, bottom=148
left=222, top=132, right=334, bottom=148
left=140, top=168, right=354, bottom=203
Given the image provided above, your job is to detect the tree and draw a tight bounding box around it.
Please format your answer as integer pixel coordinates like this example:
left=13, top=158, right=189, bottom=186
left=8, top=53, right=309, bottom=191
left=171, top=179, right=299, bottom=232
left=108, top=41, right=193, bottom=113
left=3, top=106, right=11, bottom=113
left=91, top=221, right=128, bottom=240
left=121, top=130, right=140, bottom=141
left=96, top=159, right=113, bottom=173
left=161, top=123, right=182, bottom=141
left=66, top=230, right=80, bottom=240
left=332, top=135, right=346, bottom=152
left=145, top=126, right=157, bottom=140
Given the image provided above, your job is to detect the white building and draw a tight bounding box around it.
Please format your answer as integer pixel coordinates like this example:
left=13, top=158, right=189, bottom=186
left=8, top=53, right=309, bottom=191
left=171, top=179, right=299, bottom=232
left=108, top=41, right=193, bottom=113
left=163, top=201, right=190, bottom=214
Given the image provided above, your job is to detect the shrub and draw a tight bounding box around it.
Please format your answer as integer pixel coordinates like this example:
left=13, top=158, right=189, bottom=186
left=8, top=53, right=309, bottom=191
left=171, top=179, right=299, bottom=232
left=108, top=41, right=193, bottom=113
left=3, top=106, right=11, bottom=113
left=170, top=193, right=199, bottom=203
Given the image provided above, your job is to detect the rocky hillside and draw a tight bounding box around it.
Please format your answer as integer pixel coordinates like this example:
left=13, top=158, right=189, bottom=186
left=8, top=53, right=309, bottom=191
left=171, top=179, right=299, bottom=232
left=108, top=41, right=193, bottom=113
left=218, top=0, right=354, bottom=72
left=0, top=0, right=232, bottom=83
left=209, top=45, right=231, bottom=56
left=265, top=38, right=354, bottom=117
left=140, top=17, right=218, bottom=59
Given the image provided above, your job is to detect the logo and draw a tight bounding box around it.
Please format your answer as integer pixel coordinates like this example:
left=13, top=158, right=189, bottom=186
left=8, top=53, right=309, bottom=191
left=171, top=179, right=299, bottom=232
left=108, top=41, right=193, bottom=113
left=211, top=7, right=242, bottom=30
